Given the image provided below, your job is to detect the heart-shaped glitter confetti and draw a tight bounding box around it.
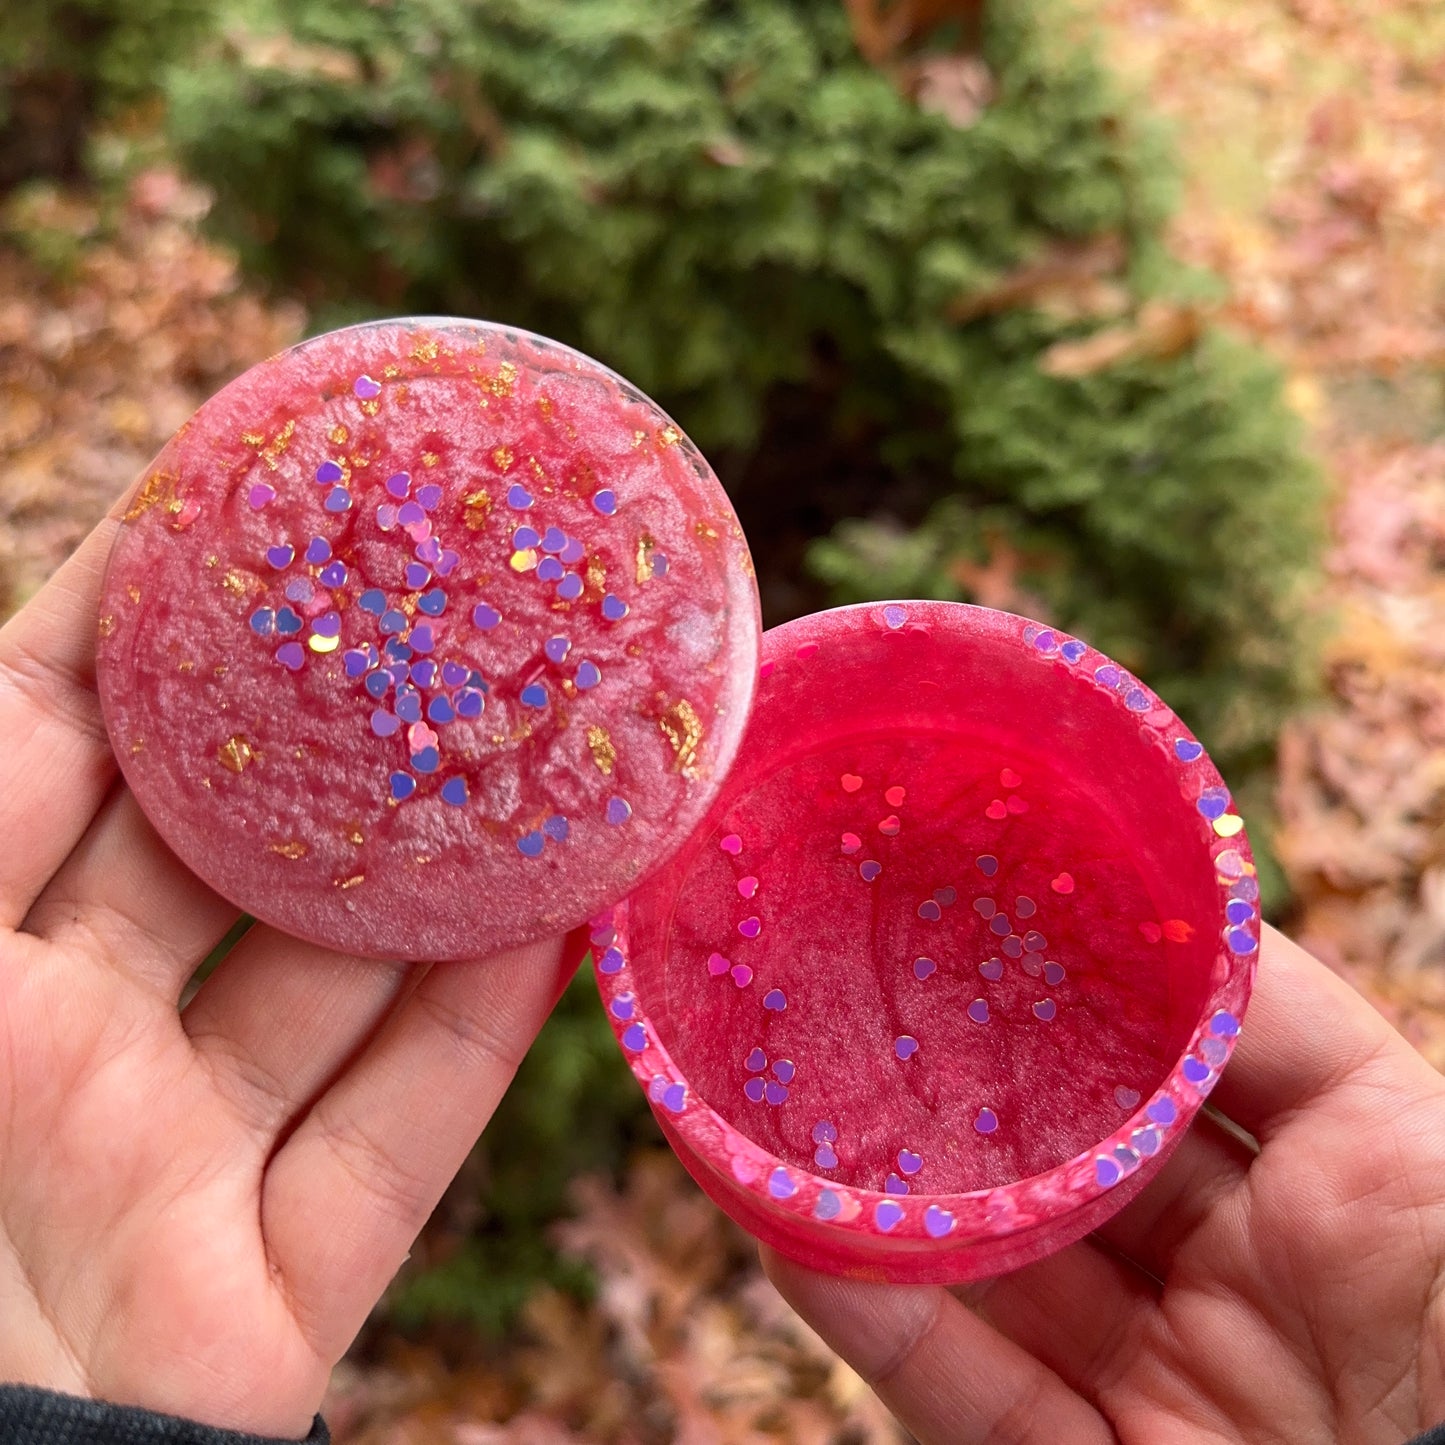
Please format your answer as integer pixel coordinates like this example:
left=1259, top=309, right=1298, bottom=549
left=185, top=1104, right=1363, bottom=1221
left=737, top=875, right=759, bottom=899
left=1006, top=795, right=1028, bottom=814
left=913, top=956, right=937, bottom=981
left=1033, top=999, right=1057, bottom=1022
left=1175, top=738, right=1204, bottom=762
left=720, top=833, right=743, bottom=855
left=1213, top=813, right=1245, bottom=837
left=924, top=1205, right=955, bottom=1238
left=878, top=814, right=901, bottom=836
left=840, top=832, right=862, bottom=855
left=1002, top=934, right=1023, bottom=958
left=967, top=999, right=990, bottom=1024
left=979, top=958, right=1003, bottom=981
left=812, top=1120, right=838, bottom=1144
left=1162, top=919, right=1194, bottom=943
left=1138, top=921, right=1163, bottom=943
left=885, top=785, right=906, bottom=807
left=1000, top=768, right=1021, bottom=788
left=708, top=952, right=731, bottom=977
left=973, top=896, right=996, bottom=917
left=894, top=1035, right=919, bottom=1060
left=1113, top=1086, right=1141, bottom=1111
left=763, top=988, right=787, bottom=1011
left=976, top=854, right=999, bottom=876
left=764, top=1080, right=790, bottom=1105
left=814, top=1190, right=842, bottom=1221
left=1051, top=873, right=1075, bottom=894
left=1042, top=961, right=1066, bottom=986
left=1015, top=896, right=1037, bottom=919
left=795, top=641, right=819, bottom=661
left=934, top=887, right=957, bottom=907
left=772, top=1058, right=795, bottom=1083
left=743, top=1077, right=765, bottom=1103
left=730, top=963, right=754, bottom=988
left=985, top=799, right=1008, bottom=820
left=859, top=860, right=881, bottom=881
left=745, top=1046, right=767, bottom=1071
left=973, top=1107, right=999, bottom=1135
left=814, top=1144, right=839, bottom=1170
left=874, top=1200, right=903, bottom=1231
left=840, top=774, right=862, bottom=792
left=1023, top=930, right=1047, bottom=953
left=897, top=1149, right=922, bottom=1176
left=917, top=900, right=941, bottom=921
left=884, top=1173, right=909, bottom=1195
left=738, top=917, right=762, bottom=939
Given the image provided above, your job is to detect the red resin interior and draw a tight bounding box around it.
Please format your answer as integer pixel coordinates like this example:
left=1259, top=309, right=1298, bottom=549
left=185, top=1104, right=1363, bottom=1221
left=97, top=318, right=759, bottom=960
left=620, top=602, right=1237, bottom=1268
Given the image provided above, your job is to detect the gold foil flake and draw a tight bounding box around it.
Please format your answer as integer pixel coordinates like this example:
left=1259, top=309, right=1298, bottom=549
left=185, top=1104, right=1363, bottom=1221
left=309, top=633, right=340, bottom=653
left=329, top=424, right=350, bottom=445
left=123, top=469, right=174, bottom=522
left=178, top=660, right=195, bottom=673
left=345, top=825, right=365, bottom=846
left=510, top=547, right=539, bottom=573
left=336, top=873, right=365, bottom=890
left=261, top=418, right=297, bottom=471
left=586, top=555, right=606, bottom=594
left=413, top=854, right=434, bottom=865
left=129, top=738, right=144, bottom=755
left=537, top=395, right=555, bottom=421
left=201, top=777, right=212, bottom=789
left=241, top=430, right=265, bottom=448
left=206, top=554, right=219, bottom=568
left=586, top=724, right=616, bottom=776
left=360, top=398, right=380, bottom=417
left=741, top=551, right=755, bottom=577
left=126, top=584, right=142, bottom=604
left=632, top=429, right=647, bottom=449
left=659, top=425, right=681, bottom=447
left=383, top=363, right=401, bottom=379
left=479, top=363, right=517, bottom=399
left=270, top=840, right=308, bottom=859
left=695, top=520, right=719, bottom=541
left=217, top=735, right=255, bottom=774
left=636, top=534, right=658, bottom=584
left=658, top=699, right=704, bottom=778
left=528, top=455, right=547, bottom=484
left=393, top=383, right=410, bottom=406
left=97, top=614, right=115, bottom=637
left=221, top=569, right=251, bottom=597
left=421, top=451, right=439, bottom=467
left=411, top=339, right=440, bottom=363
left=463, top=488, right=493, bottom=529
left=213, top=665, right=228, bottom=678
left=492, top=445, right=515, bottom=472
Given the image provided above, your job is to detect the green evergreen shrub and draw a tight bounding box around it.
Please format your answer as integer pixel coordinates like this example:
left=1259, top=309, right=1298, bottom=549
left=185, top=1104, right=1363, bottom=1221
left=0, top=0, right=211, bottom=189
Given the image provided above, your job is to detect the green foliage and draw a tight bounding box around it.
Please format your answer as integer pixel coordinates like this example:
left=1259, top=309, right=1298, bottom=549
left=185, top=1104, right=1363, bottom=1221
left=162, top=0, right=1325, bottom=1323
left=0, top=0, right=211, bottom=189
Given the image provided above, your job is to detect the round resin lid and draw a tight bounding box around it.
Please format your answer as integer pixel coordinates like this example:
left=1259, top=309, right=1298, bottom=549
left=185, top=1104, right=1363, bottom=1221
left=594, top=601, right=1256, bottom=1282
left=96, top=318, right=760, bottom=960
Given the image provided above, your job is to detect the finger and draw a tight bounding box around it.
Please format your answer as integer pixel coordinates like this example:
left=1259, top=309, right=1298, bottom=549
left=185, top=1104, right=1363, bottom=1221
left=260, top=935, right=573, bottom=1361
left=955, top=1238, right=1155, bottom=1414
left=761, top=1249, right=1115, bottom=1445
left=183, top=924, right=415, bottom=1139
left=1090, top=1110, right=1254, bottom=1281
left=0, top=512, right=122, bottom=928
left=1210, top=924, right=1426, bottom=1139
left=24, top=783, right=239, bottom=999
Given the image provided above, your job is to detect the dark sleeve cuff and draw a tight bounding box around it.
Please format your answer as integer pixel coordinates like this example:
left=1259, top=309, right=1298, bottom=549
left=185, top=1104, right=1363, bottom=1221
left=0, top=1386, right=328, bottom=1445
left=1411, top=1427, right=1445, bottom=1445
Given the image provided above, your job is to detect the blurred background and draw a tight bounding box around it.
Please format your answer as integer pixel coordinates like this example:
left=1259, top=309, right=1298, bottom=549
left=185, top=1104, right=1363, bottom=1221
left=3, top=0, right=1444, bottom=1438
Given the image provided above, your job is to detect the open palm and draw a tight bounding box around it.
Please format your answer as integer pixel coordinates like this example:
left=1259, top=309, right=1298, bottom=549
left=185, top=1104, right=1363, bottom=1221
left=767, top=925, right=1445, bottom=1444
left=0, top=504, right=572, bottom=1438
